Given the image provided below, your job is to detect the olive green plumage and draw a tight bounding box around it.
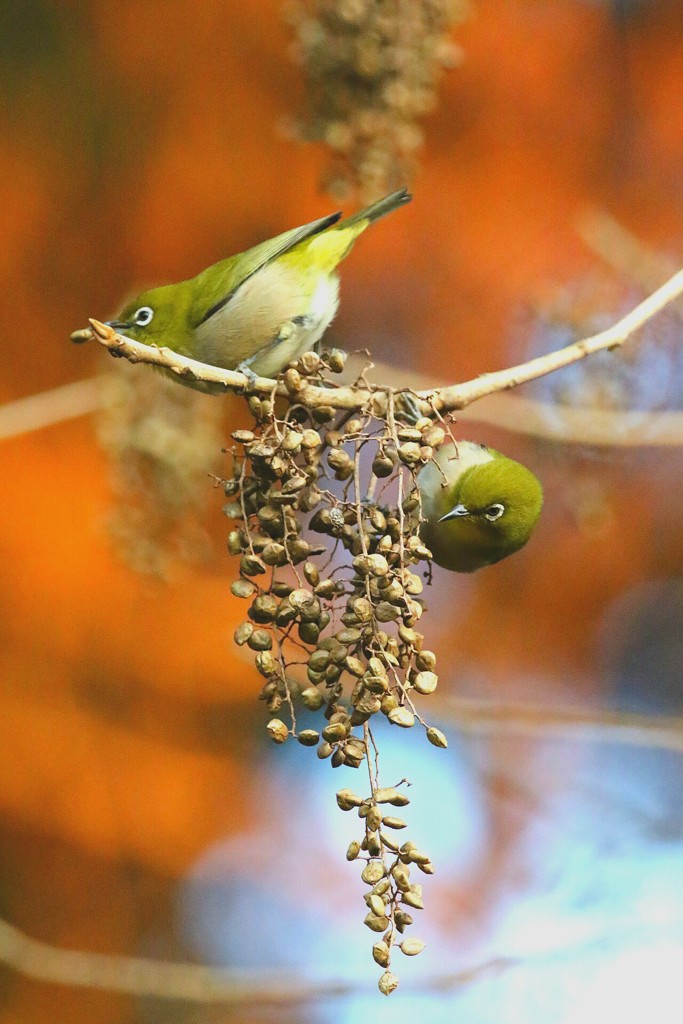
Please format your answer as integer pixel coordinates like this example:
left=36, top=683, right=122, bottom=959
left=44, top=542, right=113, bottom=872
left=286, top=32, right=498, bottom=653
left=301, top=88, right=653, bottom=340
left=106, top=189, right=411, bottom=391
left=418, top=441, right=543, bottom=572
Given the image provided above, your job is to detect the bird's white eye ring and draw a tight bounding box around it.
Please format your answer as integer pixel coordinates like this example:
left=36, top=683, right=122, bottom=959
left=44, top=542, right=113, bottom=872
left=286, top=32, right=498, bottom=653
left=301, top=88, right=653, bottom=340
left=485, top=503, right=505, bottom=521
left=134, top=306, right=154, bottom=326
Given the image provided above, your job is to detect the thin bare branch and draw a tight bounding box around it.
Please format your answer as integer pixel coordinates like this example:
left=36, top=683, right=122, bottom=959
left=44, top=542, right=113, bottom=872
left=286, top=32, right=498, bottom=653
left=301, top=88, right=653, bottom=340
left=73, top=265, right=683, bottom=417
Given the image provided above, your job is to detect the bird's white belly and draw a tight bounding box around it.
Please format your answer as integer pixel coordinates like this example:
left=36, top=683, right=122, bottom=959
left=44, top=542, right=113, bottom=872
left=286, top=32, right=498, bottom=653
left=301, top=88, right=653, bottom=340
left=194, top=263, right=340, bottom=377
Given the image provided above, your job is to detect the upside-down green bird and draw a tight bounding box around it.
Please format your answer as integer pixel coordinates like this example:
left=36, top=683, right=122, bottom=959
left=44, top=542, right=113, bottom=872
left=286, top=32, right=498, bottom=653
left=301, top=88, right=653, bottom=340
left=99, top=189, right=411, bottom=391
left=418, top=441, right=543, bottom=572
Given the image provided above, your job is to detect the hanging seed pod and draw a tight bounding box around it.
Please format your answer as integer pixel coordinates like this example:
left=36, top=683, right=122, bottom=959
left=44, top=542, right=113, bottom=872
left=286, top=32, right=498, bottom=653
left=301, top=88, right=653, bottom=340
left=388, top=707, right=415, bottom=728
left=378, top=971, right=399, bottom=996
left=394, top=910, right=413, bottom=932
left=301, top=428, right=322, bottom=449
left=372, top=940, right=391, bottom=968
left=400, top=938, right=426, bottom=956
left=346, top=840, right=361, bottom=861
left=316, top=741, right=333, bottom=759
left=397, top=442, right=421, bottom=465
left=248, top=594, right=278, bottom=623
left=255, top=651, right=277, bottom=677
left=415, top=650, right=436, bottom=671
left=364, top=912, right=388, bottom=933
left=233, top=622, right=253, bottom=646
left=421, top=425, right=445, bottom=448
left=227, top=530, right=244, bottom=555
left=266, top=719, right=288, bottom=744
left=240, top=553, right=267, bottom=576
left=297, top=729, right=320, bottom=746
left=326, top=348, right=347, bottom=372
left=426, top=727, right=448, bottom=748
left=231, top=579, right=255, bottom=599
left=412, top=671, right=438, bottom=695
left=299, top=621, right=320, bottom=645
left=303, top=561, right=320, bottom=587
left=247, top=629, right=272, bottom=651
left=371, top=449, right=398, bottom=478
left=300, top=686, right=325, bottom=710
left=361, top=860, right=386, bottom=885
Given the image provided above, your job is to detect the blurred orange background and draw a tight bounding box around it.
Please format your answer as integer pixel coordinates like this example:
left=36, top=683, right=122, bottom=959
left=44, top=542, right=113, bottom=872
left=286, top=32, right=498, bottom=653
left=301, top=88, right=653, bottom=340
left=1, top=2, right=682, bottom=1021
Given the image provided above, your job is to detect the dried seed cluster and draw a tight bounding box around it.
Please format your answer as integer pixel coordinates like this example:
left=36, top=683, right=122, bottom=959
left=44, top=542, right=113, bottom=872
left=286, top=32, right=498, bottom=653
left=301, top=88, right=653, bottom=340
left=339, top=782, right=431, bottom=988
left=222, top=347, right=450, bottom=990
left=286, top=0, right=469, bottom=199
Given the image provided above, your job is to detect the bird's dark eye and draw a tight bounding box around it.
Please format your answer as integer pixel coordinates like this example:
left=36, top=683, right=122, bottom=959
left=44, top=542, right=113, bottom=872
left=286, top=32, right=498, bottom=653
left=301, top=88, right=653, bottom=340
left=134, top=306, right=154, bottom=327
left=485, top=503, right=505, bottom=521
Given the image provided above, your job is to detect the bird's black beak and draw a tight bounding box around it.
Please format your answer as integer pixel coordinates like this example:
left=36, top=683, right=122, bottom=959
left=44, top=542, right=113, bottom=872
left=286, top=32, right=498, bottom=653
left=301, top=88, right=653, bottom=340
left=105, top=320, right=131, bottom=330
left=438, top=504, right=470, bottom=523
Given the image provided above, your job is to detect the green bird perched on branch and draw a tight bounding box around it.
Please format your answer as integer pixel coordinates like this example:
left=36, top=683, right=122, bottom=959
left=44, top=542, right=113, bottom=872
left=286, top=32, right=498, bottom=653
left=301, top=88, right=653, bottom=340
left=97, top=189, right=411, bottom=392
left=418, top=441, right=543, bottom=572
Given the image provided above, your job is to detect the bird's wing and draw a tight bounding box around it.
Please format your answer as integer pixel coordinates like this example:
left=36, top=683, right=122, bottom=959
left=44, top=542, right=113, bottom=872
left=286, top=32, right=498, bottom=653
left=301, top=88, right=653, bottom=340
left=190, top=211, right=342, bottom=327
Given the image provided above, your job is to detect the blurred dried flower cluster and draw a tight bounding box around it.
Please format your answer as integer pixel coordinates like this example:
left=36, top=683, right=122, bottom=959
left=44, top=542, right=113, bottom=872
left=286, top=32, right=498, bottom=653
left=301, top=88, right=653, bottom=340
left=286, top=0, right=469, bottom=199
left=222, top=347, right=448, bottom=988
left=97, top=364, right=224, bottom=576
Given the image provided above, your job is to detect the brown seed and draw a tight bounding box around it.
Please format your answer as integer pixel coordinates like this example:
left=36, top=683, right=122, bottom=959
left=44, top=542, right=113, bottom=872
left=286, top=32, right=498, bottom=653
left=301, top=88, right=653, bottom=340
left=366, top=805, right=382, bottom=830
left=398, top=442, right=421, bottom=465
left=388, top=707, right=415, bottom=728
left=397, top=427, right=422, bottom=442
left=364, top=912, right=388, bottom=933
left=231, top=429, right=256, bottom=444
left=412, top=671, right=438, bottom=695
left=382, top=816, right=407, bottom=829
left=247, top=629, right=272, bottom=651
left=297, top=729, right=320, bottom=746
left=415, top=650, right=436, bottom=671
left=266, top=719, right=288, bottom=744
left=255, top=651, right=277, bottom=677
left=391, top=863, right=411, bottom=890
left=346, top=840, right=361, bottom=861
left=240, top=553, right=266, bottom=576
left=227, top=531, right=243, bottom=555
left=380, top=694, right=399, bottom=714
left=231, top=579, right=255, bottom=599
left=394, top=910, right=413, bottom=931
left=326, top=348, right=347, bottom=372
left=300, top=686, right=324, bottom=710
left=367, top=894, right=386, bottom=917
left=284, top=367, right=302, bottom=393
left=303, top=562, right=320, bottom=587
left=421, top=425, right=445, bottom=447
left=376, top=602, right=400, bottom=623
left=426, top=727, right=448, bottom=749
left=378, top=970, right=399, bottom=996
left=399, top=938, right=426, bottom=956
left=314, top=579, right=337, bottom=599
left=298, top=621, right=320, bottom=645
left=316, top=741, right=333, bottom=759
left=312, top=405, right=335, bottom=423
left=281, top=429, right=304, bottom=452
left=248, top=595, right=278, bottom=623
left=233, top=622, right=253, bottom=646
left=322, top=722, right=348, bottom=743
left=300, top=429, right=322, bottom=449
left=372, top=940, right=390, bottom=968
left=361, top=860, right=386, bottom=885
left=345, top=655, right=365, bottom=677
left=336, top=788, right=363, bottom=810
left=404, top=572, right=423, bottom=596
left=298, top=351, right=322, bottom=375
